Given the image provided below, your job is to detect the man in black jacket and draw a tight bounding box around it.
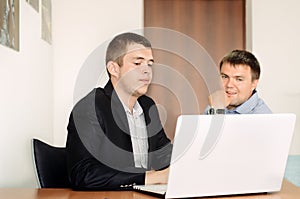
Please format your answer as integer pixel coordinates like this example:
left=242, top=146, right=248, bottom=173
left=66, top=32, right=172, bottom=190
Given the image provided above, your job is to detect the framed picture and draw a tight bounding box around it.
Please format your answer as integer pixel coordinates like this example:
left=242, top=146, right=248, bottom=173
left=0, top=0, right=19, bottom=51
left=26, top=0, right=39, bottom=12
left=41, top=0, right=51, bottom=44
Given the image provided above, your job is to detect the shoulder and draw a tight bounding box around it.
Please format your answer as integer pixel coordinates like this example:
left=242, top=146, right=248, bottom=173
left=252, top=91, right=272, bottom=114
left=72, top=87, right=108, bottom=113
left=238, top=91, right=272, bottom=114
left=253, top=98, right=272, bottom=114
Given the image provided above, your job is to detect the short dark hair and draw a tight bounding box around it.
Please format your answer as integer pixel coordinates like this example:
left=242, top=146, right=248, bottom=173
left=105, top=32, right=152, bottom=66
left=219, top=50, right=261, bottom=80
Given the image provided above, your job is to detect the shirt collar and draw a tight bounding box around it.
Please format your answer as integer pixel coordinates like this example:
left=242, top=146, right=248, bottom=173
left=103, top=80, right=144, bottom=116
left=121, top=100, right=143, bottom=116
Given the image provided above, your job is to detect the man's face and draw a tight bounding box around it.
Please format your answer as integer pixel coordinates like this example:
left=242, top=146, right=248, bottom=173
left=115, top=44, right=153, bottom=98
left=220, top=63, right=258, bottom=110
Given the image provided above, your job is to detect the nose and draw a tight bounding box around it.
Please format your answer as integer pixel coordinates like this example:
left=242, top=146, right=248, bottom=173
left=224, top=77, right=234, bottom=88
left=141, top=64, right=152, bottom=74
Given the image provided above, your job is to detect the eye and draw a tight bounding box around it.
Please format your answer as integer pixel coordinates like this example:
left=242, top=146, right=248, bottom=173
left=148, top=62, right=154, bottom=67
left=221, top=74, right=228, bottom=79
left=236, top=77, right=243, bottom=81
left=134, top=62, right=142, bottom=66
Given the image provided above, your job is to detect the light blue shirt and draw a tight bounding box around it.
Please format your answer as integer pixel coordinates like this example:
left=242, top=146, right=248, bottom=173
left=205, top=91, right=272, bottom=114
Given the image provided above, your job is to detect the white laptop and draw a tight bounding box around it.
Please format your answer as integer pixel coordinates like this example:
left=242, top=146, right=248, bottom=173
left=133, top=114, right=296, bottom=198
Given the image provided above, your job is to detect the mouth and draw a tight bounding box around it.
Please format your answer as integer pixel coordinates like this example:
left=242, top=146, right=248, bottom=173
left=139, top=79, right=151, bottom=85
left=226, top=90, right=237, bottom=97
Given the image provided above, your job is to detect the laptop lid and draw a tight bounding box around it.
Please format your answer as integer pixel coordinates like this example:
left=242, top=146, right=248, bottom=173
left=166, top=114, right=296, bottom=198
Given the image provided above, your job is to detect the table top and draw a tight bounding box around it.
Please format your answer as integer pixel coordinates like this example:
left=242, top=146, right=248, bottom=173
left=1, top=180, right=300, bottom=199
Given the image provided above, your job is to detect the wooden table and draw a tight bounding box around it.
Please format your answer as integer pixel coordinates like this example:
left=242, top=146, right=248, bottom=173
left=1, top=180, right=299, bottom=199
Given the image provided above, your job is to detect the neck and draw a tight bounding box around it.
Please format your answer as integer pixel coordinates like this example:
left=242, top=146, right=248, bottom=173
left=111, top=79, right=138, bottom=113
left=121, top=94, right=137, bottom=113
left=227, top=105, right=236, bottom=110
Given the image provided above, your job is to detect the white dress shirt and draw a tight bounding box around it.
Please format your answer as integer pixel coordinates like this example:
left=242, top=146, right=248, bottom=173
left=121, top=101, right=148, bottom=168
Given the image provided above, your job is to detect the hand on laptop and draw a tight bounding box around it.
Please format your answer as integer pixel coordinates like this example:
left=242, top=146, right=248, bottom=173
left=145, top=167, right=169, bottom=185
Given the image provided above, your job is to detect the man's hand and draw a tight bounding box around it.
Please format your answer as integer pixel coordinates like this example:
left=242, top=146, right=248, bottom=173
left=145, top=167, right=169, bottom=185
left=208, top=90, right=231, bottom=109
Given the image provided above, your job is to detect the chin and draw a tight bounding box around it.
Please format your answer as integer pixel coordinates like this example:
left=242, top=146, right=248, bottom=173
left=134, top=86, right=149, bottom=97
left=139, top=88, right=148, bottom=95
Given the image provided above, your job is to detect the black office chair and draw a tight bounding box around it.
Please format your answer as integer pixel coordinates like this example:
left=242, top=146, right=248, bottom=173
left=32, top=138, right=71, bottom=188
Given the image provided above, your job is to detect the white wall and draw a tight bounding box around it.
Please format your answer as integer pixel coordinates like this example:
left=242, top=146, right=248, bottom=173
left=0, top=1, right=53, bottom=187
left=0, top=0, right=143, bottom=188
left=250, top=0, right=300, bottom=154
left=52, top=0, right=144, bottom=146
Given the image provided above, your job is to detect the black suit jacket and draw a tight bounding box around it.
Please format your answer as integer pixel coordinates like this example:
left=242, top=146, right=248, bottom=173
left=66, top=81, right=172, bottom=190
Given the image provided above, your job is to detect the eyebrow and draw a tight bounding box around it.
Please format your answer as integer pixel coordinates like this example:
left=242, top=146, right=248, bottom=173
left=133, top=57, right=154, bottom=63
left=221, top=73, right=244, bottom=78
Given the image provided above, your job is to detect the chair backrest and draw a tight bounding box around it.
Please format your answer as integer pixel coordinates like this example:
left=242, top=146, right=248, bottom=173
left=32, top=138, right=71, bottom=188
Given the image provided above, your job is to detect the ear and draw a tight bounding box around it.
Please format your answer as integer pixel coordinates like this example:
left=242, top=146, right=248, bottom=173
left=251, top=79, right=259, bottom=91
left=107, top=61, right=120, bottom=79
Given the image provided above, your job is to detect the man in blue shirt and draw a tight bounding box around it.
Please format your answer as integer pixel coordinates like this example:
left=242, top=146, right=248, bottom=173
left=207, top=50, right=272, bottom=114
